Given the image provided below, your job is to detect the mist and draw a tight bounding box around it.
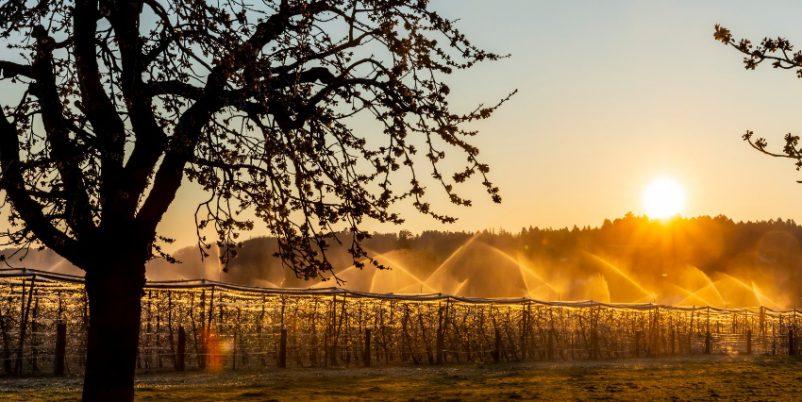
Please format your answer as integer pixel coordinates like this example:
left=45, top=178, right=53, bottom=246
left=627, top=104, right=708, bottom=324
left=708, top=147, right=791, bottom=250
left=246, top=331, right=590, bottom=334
left=4, top=214, right=802, bottom=309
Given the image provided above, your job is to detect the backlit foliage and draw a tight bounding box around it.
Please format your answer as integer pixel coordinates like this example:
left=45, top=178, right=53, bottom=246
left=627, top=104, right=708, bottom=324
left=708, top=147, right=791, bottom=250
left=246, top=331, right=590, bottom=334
left=0, top=0, right=512, bottom=278
left=715, top=24, right=802, bottom=178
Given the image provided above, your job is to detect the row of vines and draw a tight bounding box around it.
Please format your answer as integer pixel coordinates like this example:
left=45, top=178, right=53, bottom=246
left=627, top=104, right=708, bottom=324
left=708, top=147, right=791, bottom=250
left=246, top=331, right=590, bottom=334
left=0, top=269, right=798, bottom=376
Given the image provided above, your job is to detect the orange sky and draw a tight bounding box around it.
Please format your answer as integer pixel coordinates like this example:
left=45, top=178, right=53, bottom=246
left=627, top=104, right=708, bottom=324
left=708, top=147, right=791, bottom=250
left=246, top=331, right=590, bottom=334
left=4, top=1, right=802, bottom=249
left=150, top=1, right=802, bottom=247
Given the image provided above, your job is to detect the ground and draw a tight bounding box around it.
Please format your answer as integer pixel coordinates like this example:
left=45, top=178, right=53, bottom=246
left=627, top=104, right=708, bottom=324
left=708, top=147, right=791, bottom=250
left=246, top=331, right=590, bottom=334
left=1, top=355, right=800, bottom=401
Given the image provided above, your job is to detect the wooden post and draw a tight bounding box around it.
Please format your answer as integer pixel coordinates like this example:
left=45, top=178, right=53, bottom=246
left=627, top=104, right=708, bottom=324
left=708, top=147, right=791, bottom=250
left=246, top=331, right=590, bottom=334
left=3, top=293, right=16, bottom=374
left=232, top=331, right=237, bottom=371
left=176, top=326, right=186, bottom=371
left=704, top=331, right=712, bottom=354
left=278, top=328, right=287, bottom=368
left=363, top=328, right=372, bottom=367
left=329, top=294, right=337, bottom=367
left=493, top=327, right=501, bottom=363
left=443, top=301, right=451, bottom=364
left=789, top=327, right=796, bottom=356
left=167, top=291, right=175, bottom=369
left=590, top=307, right=599, bottom=360
left=669, top=323, right=677, bottom=356
left=772, top=323, right=777, bottom=355
left=401, top=306, right=414, bottom=364
left=746, top=330, right=752, bottom=355
left=198, top=289, right=206, bottom=370
left=435, top=304, right=444, bottom=364
left=207, top=286, right=215, bottom=330
left=258, top=297, right=266, bottom=367
left=520, top=302, right=530, bottom=361
left=30, top=293, right=39, bottom=372
left=155, top=295, right=163, bottom=369
left=54, top=322, right=66, bottom=376
left=15, top=278, right=35, bottom=375
left=233, top=307, right=241, bottom=371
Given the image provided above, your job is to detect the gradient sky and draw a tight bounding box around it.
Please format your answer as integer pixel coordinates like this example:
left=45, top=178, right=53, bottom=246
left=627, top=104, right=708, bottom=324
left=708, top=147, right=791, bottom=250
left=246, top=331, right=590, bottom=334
left=6, top=1, right=802, bottom=248
left=160, top=0, right=802, bottom=245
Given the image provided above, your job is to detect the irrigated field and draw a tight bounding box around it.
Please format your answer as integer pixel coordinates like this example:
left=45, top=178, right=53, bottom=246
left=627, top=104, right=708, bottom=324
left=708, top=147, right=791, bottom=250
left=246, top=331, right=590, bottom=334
left=1, top=355, right=800, bottom=401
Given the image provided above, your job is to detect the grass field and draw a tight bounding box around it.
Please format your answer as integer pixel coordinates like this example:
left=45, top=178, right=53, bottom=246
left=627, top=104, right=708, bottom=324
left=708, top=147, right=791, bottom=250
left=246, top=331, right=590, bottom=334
left=1, top=355, right=800, bottom=401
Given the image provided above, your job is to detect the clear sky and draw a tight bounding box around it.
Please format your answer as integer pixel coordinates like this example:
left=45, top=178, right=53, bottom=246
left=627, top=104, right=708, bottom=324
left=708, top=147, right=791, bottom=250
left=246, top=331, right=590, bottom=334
left=154, top=0, right=802, bottom=245
left=7, top=1, right=802, bottom=248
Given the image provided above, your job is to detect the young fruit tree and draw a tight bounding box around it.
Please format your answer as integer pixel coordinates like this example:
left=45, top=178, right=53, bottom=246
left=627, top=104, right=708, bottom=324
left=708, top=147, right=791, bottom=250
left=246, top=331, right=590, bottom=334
left=0, top=0, right=511, bottom=399
left=715, top=24, right=802, bottom=170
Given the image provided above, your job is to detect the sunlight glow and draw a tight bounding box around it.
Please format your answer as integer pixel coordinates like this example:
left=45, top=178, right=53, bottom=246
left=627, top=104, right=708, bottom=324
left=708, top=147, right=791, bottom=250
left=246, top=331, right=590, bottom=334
left=642, top=177, right=686, bottom=219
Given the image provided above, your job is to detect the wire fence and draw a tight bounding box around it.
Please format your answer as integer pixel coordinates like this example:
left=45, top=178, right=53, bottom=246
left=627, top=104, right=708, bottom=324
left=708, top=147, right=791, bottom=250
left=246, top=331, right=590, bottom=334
left=0, top=268, right=799, bottom=376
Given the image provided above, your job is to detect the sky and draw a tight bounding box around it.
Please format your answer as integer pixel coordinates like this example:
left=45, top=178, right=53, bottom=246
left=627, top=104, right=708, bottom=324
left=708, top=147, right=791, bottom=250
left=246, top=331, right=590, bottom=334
left=378, top=0, right=802, bottom=231
left=6, top=1, right=802, bottom=248
left=145, top=0, right=802, bottom=245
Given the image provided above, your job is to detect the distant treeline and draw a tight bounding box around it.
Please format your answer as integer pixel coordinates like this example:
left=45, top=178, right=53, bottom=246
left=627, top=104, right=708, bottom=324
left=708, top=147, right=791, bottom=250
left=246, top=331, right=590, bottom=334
left=3, top=214, right=802, bottom=304
left=222, top=214, right=802, bottom=304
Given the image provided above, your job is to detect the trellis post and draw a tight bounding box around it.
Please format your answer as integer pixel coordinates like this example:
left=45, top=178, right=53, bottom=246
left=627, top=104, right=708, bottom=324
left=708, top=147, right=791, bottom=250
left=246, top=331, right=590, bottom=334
left=440, top=299, right=450, bottom=364
left=493, top=326, right=501, bottom=363
left=435, top=303, right=444, bottom=364
left=167, top=291, right=175, bottom=369
left=53, top=321, right=66, bottom=376
left=329, top=293, right=338, bottom=367
left=746, top=329, right=752, bottom=355
left=590, top=305, right=599, bottom=360
left=176, top=326, right=186, bottom=371
left=363, top=328, right=371, bottom=367
left=521, top=302, right=530, bottom=361
left=30, top=292, right=39, bottom=372
left=547, top=320, right=554, bottom=361
left=705, top=306, right=711, bottom=354
left=278, top=328, right=288, bottom=368
left=15, top=277, right=35, bottom=375
left=198, top=288, right=207, bottom=370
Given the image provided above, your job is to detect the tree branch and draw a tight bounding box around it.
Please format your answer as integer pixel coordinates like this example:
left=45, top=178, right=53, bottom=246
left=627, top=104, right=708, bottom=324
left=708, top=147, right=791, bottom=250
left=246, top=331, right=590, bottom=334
left=0, top=60, right=32, bottom=79
left=135, top=5, right=307, bottom=235
left=107, top=0, right=170, bottom=222
left=30, top=26, right=97, bottom=240
left=0, top=110, right=84, bottom=266
left=73, top=0, right=128, bottom=225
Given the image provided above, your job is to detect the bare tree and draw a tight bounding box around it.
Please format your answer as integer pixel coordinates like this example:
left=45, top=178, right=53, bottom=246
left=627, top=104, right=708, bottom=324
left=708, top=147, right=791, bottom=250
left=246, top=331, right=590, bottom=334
left=0, top=0, right=512, bottom=399
left=714, top=24, right=802, bottom=172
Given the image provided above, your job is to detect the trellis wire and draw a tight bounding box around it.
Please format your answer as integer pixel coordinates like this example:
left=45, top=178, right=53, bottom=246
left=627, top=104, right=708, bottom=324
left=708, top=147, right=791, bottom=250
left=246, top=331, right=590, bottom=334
left=0, top=268, right=798, bottom=376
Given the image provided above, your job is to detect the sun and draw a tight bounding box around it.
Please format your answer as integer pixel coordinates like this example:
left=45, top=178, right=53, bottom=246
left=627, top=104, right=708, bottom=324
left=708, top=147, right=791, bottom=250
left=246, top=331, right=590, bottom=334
left=642, top=177, right=685, bottom=219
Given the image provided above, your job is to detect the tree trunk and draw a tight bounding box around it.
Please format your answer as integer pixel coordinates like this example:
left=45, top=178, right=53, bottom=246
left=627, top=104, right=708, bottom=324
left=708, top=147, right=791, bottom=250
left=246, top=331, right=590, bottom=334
left=81, top=257, right=146, bottom=402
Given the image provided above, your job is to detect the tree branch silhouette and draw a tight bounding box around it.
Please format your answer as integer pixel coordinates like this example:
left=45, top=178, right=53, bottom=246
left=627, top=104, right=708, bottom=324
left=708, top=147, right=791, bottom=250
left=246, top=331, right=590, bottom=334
left=0, top=1, right=512, bottom=398
left=715, top=24, right=802, bottom=180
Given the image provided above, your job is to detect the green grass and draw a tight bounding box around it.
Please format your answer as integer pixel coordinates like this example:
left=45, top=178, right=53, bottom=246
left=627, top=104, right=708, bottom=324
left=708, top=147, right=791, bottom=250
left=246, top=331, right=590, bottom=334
left=1, top=355, right=800, bottom=401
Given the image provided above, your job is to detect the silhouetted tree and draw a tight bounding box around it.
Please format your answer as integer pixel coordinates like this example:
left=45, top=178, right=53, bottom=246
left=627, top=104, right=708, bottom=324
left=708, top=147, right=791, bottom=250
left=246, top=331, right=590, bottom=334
left=714, top=24, right=802, bottom=174
left=397, top=229, right=413, bottom=249
left=0, top=1, right=511, bottom=399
